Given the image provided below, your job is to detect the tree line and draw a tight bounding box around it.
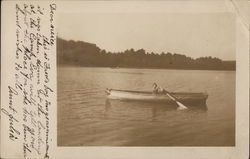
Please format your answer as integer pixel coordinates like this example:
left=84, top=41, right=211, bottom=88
left=57, top=37, right=235, bottom=70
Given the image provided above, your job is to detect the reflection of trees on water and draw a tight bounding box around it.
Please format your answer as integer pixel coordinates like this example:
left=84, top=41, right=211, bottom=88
left=104, top=99, right=207, bottom=121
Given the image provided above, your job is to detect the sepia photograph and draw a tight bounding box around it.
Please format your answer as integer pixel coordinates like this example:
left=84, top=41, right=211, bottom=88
left=57, top=3, right=236, bottom=147
left=1, top=1, right=249, bottom=158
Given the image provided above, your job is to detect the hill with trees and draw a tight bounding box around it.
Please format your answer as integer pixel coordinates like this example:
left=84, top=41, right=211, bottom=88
left=57, top=37, right=236, bottom=71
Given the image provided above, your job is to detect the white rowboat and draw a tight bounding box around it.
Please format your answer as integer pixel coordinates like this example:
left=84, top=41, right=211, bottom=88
left=106, top=89, right=208, bottom=105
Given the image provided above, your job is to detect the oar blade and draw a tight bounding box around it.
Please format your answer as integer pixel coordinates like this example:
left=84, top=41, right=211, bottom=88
left=176, top=101, right=188, bottom=110
left=165, top=92, right=188, bottom=110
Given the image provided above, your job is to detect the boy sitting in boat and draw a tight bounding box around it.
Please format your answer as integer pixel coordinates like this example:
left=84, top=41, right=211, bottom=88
left=152, top=83, right=166, bottom=94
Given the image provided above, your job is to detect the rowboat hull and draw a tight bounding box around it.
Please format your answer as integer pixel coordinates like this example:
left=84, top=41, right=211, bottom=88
left=106, top=89, right=208, bottom=105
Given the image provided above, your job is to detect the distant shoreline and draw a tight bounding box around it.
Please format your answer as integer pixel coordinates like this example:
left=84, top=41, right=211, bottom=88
left=57, top=64, right=236, bottom=71
left=57, top=37, right=236, bottom=71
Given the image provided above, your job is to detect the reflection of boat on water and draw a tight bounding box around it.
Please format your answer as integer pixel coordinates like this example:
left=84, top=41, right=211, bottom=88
left=105, top=99, right=208, bottom=111
left=104, top=99, right=208, bottom=121
left=110, top=66, right=120, bottom=69
left=105, top=89, right=208, bottom=106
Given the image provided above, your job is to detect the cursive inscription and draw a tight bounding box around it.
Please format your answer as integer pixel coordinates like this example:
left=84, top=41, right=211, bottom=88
left=2, top=3, right=56, bottom=159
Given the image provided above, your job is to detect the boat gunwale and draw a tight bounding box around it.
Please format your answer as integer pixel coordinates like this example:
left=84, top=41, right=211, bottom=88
left=108, top=88, right=208, bottom=96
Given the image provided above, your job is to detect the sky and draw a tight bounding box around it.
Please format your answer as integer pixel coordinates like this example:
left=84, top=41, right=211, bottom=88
left=57, top=1, right=236, bottom=60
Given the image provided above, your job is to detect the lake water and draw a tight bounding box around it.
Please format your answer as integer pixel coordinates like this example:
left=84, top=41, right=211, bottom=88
left=58, top=67, right=235, bottom=146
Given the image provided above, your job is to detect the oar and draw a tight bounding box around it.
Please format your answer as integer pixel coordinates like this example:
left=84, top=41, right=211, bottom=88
left=165, top=90, right=188, bottom=110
